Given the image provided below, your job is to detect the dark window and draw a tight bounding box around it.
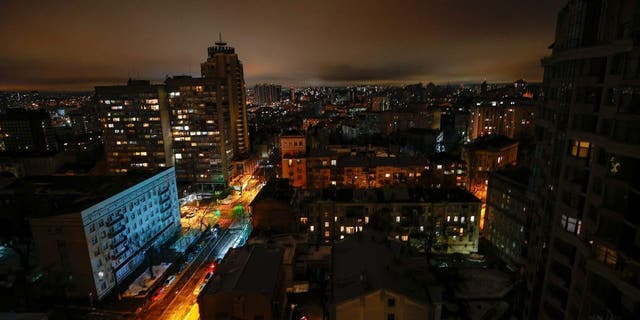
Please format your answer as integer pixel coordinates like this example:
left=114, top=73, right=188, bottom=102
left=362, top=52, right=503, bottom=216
left=387, top=314, right=395, bottom=320
left=388, top=298, right=396, bottom=307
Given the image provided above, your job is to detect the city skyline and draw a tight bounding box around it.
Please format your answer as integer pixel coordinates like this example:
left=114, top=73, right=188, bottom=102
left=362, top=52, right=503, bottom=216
left=0, top=0, right=564, bottom=91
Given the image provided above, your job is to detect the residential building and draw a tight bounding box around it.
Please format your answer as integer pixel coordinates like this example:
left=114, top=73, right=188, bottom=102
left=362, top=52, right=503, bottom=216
left=302, top=188, right=481, bottom=254
left=462, top=135, right=518, bottom=202
left=469, top=98, right=536, bottom=140
left=332, top=231, right=442, bottom=320
left=201, top=38, right=250, bottom=157
left=254, top=83, right=282, bottom=105
left=0, top=109, right=57, bottom=153
left=165, top=76, right=233, bottom=189
left=248, top=179, right=296, bottom=234
left=28, top=167, right=181, bottom=300
left=485, top=167, right=535, bottom=266
left=532, top=1, right=640, bottom=319
left=96, top=80, right=173, bottom=174
left=279, top=132, right=307, bottom=188
left=198, top=244, right=286, bottom=320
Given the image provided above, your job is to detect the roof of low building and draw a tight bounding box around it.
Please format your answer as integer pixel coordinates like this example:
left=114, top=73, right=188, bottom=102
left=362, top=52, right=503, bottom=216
left=319, top=187, right=480, bottom=204
left=333, top=231, right=438, bottom=305
left=201, top=244, right=284, bottom=297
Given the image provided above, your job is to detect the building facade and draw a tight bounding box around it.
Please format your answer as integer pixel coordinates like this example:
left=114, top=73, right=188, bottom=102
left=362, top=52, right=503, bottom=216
left=484, top=167, right=535, bottom=266
left=254, top=83, right=282, bottom=105
left=0, top=108, right=57, bottom=153
left=462, top=135, right=519, bottom=202
left=96, top=80, right=174, bottom=174
left=469, top=98, right=536, bottom=140
left=166, top=76, right=234, bottom=189
left=302, top=188, right=481, bottom=254
left=532, top=1, right=640, bottom=319
left=201, top=39, right=250, bottom=157
left=29, top=168, right=181, bottom=300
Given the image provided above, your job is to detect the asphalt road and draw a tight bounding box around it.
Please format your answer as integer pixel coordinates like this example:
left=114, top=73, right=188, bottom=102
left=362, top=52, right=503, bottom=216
left=136, top=228, right=241, bottom=320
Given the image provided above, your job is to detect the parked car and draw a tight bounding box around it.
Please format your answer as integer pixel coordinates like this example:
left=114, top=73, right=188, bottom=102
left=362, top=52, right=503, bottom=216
left=204, top=271, right=214, bottom=282
left=151, top=287, right=165, bottom=301
left=164, top=274, right=176, bottom=287
left=193, top=282, right=207, bottom=296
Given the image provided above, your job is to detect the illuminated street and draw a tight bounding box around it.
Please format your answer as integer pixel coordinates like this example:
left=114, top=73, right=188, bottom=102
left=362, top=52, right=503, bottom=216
left=134, top=174, right=261, bottom=320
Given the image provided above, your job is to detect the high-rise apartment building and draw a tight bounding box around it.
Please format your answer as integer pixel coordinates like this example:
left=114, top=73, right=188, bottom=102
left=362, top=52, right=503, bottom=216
left=0, top=109, right=57, bottom=153
left=254, top=83, right=282, bottom=105
left=201, top=38, right=250, bottom=157
left=96, top=40, right=250, bottom=189
left=468, top=98, right=536, bottom=140
left=96, top=80, right=174, bottom=174
left=531, top=1, right=640, bottom=319
left=165, top=76, right=234, bottom=189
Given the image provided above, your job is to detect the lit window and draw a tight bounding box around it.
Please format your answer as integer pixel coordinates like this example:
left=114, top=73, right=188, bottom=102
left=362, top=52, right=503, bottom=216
left=331, top=159, right=337, bottom=166
left=364, top=216, right=369, bottom=224
left=447, top=216, right=451, bottom=222
left=340, top=226, right=345, bottom=232
left=324, top=231, right=330, bottom=237
left=396, top=216, right=401, bottom=223
left=470, top=216, right=475, bottom=222
left=401, top=235, right=409, bottom=242
left=175, top=153, right=182, bottom=159
left=595, top=244, right=617, bottom=266
left=461, top=217, right=465, bottom=223
left=419, top=226, right=424, bottom=232
left=300, top=217, right=308, bottom=224
left=309, top=225, right=315, bottom=232
left=454, top=216, right=458, bottom=222
left=324, top=222, right=330, bottom=228
left=570, top=140, right=591, bottom=158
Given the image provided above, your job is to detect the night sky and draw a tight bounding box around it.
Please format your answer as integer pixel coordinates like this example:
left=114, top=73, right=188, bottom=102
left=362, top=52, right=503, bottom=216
left=0, top=0, right=565, bottom=91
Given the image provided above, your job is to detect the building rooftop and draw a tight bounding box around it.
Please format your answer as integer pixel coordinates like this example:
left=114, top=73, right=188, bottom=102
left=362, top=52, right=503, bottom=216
left=0, top=168, right=171, bottom=217
left=201, top=244, right=283, bottom=297
left=249, top=178, right=293, bottom=206
left=492, top=166, right=531, bottom=187
left=466, top=135, right=518, bottom=151
left=95, top=79, right=164, bottom=95
left=280, top=130, right=305, bottom=137
left=333, top=231, right=438, bottom=304
left=318, top=187, right=480, bottom=203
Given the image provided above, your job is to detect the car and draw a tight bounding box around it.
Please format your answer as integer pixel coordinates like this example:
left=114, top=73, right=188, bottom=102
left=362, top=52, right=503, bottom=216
left=164, top=275, right=176, bottom=287
left=193, top=282, right=207, bottom=296
left=204, top=271, right=214, bottom=282
left=151, top=287, right=165, bottom=301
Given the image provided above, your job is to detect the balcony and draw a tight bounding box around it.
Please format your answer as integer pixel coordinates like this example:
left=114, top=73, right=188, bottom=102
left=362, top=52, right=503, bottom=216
left=110, top=247, right=127, bottom=261
left=108, top=224, right=126, bottom=238
left=107, top=213, right=125, bottom=226
left=111, top=235, right=127, bottom=249
left=159, top=194, right=170, bottom=205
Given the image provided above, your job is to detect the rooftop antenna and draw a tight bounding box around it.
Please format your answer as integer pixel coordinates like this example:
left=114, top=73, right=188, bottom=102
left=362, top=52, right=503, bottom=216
left=215, top=32, right=226, bottom=46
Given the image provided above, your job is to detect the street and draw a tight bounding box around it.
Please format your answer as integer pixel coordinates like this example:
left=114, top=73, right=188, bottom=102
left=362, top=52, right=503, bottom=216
left=138, top=173, right=262, bottom=320
left=137, top=224, right=249, bottom=320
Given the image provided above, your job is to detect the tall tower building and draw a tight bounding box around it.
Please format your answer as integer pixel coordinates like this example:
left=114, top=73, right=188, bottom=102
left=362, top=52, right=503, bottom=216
left=201, top=37, right=250, bottom=157
left=530, top=1, right=640, bottom=319
left=96, top=80, right=174, bottom=174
